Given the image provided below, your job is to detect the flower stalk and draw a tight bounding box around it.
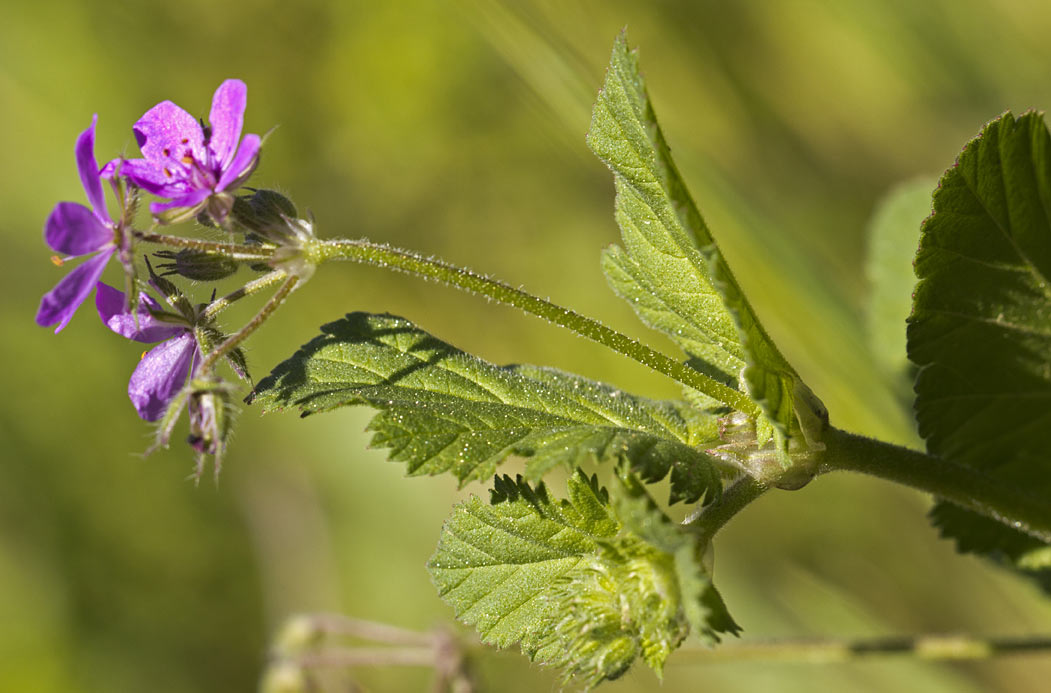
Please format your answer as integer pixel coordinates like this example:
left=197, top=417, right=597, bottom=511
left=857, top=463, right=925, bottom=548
left=134, top=230, right=276, bottom=262
left=202, top=269, right=288, bottom=320
left=199, top=274, right=299, bottom=374
left=315, top=238, right=759, bottom=416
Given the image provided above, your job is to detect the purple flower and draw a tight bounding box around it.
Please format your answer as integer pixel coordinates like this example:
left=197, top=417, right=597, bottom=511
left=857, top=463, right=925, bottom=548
left=107, top=79, right=260, bottom=223
left=96, top=282, right=199, bottom=421
left=36, top=116, right=122, bottom=333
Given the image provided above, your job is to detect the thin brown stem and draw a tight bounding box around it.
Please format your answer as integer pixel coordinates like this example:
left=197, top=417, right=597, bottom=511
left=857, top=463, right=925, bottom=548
left=302, top=613, right=436, bottom=647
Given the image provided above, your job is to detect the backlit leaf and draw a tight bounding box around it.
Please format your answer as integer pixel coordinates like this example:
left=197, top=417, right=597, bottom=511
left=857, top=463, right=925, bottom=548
left=588, top=34, right=825, bottom=457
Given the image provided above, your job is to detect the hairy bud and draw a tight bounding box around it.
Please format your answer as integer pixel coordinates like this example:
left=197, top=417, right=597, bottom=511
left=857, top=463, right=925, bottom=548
left=232, top=189, right=299, bottom=242
left=155, top=249, right=241, bottom=281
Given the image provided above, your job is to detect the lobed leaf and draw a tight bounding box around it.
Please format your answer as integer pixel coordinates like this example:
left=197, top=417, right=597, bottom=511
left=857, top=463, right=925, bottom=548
left=909, top=111, right=1051, bottom=584
left=249, top=312, right=725, bottom=504
left=588, top=34, right=824, bottom=454
left=428, top=470, right=738, bottom=687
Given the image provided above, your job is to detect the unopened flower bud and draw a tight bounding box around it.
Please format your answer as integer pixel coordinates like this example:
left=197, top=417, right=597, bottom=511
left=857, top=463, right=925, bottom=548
left=155, top=249, right=240, bottom=281
left=189, top=384, right=232, bottom=467
left=232, top=189, right=299, bottom=242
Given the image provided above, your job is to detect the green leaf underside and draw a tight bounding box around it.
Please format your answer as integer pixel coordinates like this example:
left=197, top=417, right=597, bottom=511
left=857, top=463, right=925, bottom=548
left=909, top=112, right=1051, bottom=578
left=250, top=312, right=724, bottom=504
left=588, top=34, right=808, bottom=447
left=428, top=471, right=738, bottom=687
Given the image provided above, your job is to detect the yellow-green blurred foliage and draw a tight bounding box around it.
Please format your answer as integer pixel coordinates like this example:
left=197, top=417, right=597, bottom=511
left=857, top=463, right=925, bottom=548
left=4, top=1, right=1051, bottom=690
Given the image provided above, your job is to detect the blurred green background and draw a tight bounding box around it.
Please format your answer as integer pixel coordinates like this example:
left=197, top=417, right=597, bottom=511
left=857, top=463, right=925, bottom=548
left=5, top=0, right=1051, bottom=690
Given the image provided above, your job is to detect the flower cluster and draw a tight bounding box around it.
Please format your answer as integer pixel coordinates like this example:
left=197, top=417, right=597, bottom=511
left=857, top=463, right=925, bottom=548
left=36, top=79, right=297, bottom=480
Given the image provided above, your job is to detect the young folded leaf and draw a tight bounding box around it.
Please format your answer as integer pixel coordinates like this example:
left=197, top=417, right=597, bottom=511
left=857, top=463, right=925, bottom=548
left=588, top=34, right=827, bottom=479
left=249, top=312, right=726, bottom=504
left=427, top=470, right=738, bottom=688
left=909, top=111, right=1051, bottom=586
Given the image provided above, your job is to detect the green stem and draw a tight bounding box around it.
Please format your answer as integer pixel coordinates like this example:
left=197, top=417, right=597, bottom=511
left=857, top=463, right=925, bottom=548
left=673, top=634, right=1051, bottom=663
left=685, top=477, right=767, bottom=544
left=315, top=238, right=758, bottom=415
left=135, top=231, right=276, bottom=262
left=200, top=275, right=300, bottom=373
left=822, top=428, right=1051, bottom=544
left=202, top=270, right=288, bottom=320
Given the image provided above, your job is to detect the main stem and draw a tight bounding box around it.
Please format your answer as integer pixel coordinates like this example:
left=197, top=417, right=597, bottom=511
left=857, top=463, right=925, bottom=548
left=315, top=238, right=758, bottom=415
left=822, top=428, right=1051, bottom=544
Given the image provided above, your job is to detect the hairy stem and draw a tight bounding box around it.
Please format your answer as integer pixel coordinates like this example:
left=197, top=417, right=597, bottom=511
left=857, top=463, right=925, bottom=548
left=200, top=275, right=300, bottom=373
left=822, top=428, right=1051, bottom=543
left=673, top=634, right=1051, bottom=663
left=315, top=238, right=758, bottom=415
left=202, top=270, right=288, bottom=320
left=684, top=477, right=766, bottom=544
left=135, top=231, right=276, bottom=262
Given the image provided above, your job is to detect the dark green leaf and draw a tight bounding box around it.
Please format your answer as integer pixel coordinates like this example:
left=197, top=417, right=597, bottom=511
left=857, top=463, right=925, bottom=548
left=250, top=312, right=724, bottom=503
left=909, top=111, right=1051, bottom=583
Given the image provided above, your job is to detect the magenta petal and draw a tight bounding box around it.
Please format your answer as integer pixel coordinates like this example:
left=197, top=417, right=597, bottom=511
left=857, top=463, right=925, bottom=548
left=95, top=283, right=186, bottom=343
left=132, top=100, right=206, bottom=168
left=100, top=158, right=120, bottom=181
left=216, top=133, right=260, bottom=192
left=149, top=188, right=211, bottom=215
left=129, top=333, right=197, bottom=421
left=36, top=249, right=114, bottom=332
left=75, top=115, right=108, bottom=223
left=44, top=202, right=112, bottom=255
left=207, top=79, right=247, bottom=170
left=119, top=158, right=193, bottom=197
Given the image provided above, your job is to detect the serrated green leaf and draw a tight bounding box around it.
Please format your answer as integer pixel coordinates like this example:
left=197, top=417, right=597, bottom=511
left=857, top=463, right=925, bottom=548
left=250, top=312, right=724, bottom=503
left=865, top=178, right=935, bottom=383
left=588, top=33, right=824, bottom=454
left=611, top=472, right=741, bottom=646
left=428, top=470, right=737, bottom=687
left=909, top=111, right=1051, bottom=584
